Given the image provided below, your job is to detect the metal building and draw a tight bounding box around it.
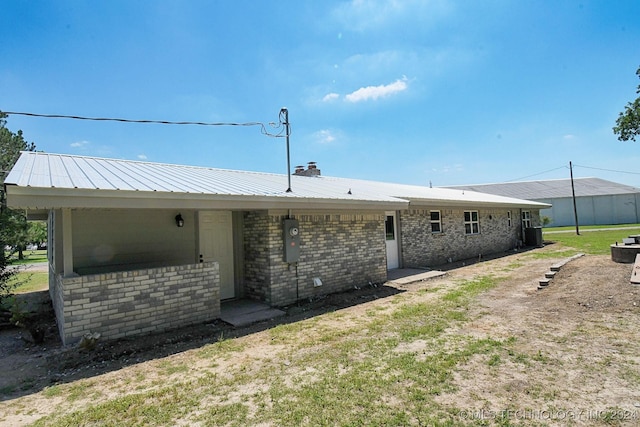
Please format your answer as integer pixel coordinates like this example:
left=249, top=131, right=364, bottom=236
left=446, top=178, right=640, bottom=227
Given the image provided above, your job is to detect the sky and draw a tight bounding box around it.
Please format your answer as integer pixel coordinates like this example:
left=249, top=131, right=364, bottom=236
left=2, top=0, right=640, bottom=188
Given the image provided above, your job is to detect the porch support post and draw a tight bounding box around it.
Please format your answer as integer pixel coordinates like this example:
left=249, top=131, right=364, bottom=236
left=62, top=208, right=75, bottom=277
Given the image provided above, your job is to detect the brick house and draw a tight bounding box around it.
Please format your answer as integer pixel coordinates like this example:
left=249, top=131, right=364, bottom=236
left=4, top=152, right=549, bottom=344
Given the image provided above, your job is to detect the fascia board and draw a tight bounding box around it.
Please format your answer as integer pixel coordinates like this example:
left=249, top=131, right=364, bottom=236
left=6, top=187, right=409, bottom=212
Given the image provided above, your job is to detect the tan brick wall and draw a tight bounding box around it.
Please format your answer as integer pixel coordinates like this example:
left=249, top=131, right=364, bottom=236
left=55, top=262, right=219, bottom=345
left=243, top=211, right=387, bottom=307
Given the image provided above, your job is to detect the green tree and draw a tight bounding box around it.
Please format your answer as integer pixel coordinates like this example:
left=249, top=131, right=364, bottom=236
left=613, top=66, right=640, bottom=142
left=1, top=112, right=37, bottom=261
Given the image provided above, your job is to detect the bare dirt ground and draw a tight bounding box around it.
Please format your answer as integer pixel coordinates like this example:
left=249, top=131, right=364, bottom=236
left=1, top=245, right=640, bottom=425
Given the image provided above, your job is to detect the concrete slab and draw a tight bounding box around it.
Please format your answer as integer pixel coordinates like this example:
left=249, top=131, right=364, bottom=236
left=220, top=300, right=286, bottom=327
left=387, top=268, right=446, bottom=285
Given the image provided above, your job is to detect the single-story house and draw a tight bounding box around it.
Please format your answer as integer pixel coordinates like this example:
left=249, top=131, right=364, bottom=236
left=4, top=152, right=550, bottom=344
left=445, top=177, right=640, bottom=227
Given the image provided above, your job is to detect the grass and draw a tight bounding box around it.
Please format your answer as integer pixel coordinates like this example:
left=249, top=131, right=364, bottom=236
left=543, top=224, right=640, bottom=255
left=11, top=272, right=49, bottom=293
left=29, top=275, right=542, bottom=426
left=5, top=250, right=48, bottom=265
left=11, top=224, right=640, bottom=425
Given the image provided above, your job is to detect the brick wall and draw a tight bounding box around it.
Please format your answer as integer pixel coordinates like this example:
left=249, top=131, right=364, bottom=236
left=53, top=262, right=219, bottom=345
left=243, top=211, right=387, bottom=307
left=400, top=208, right=536, bottom=267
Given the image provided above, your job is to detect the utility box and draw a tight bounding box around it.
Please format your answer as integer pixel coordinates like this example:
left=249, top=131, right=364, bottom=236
left=525, top=227, right=543, bottom=247
left=283, top=219, right=301, bottom=263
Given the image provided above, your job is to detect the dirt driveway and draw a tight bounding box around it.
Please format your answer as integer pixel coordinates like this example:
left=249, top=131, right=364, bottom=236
left=1, top=246, right=640, bottom=425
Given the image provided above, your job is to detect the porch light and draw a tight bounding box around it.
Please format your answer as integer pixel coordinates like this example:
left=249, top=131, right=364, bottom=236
left=175, top=214, right=185, bottom=227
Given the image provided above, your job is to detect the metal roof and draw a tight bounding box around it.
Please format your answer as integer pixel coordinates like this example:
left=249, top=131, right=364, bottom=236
left=5, top=152, right=549, bottom=211
left=445, top=178, right=640, bottom=200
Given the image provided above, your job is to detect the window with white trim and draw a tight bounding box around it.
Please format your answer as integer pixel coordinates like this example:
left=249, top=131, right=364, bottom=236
left=507, top=210, right=512, bottom=227
left=522, top=211, right=531, bottom=228
left=464, top=210, right=479, bottom=235
left=430, top=210, right=442, bottom=233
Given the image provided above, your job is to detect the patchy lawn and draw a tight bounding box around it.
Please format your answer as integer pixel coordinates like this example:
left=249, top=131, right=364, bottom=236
left=1, top=244, right=639, bottom=426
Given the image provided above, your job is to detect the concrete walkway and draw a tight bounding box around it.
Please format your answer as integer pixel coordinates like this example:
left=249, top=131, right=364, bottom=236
left=220, top=299, right=286, bottom=327
left=386, top=268, right=446, bottom=285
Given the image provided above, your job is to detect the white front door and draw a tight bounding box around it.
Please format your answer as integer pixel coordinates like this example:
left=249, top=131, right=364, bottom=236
left=199, top=211, right=235, bottom=300
left=385, top=212, right=399, bottom=269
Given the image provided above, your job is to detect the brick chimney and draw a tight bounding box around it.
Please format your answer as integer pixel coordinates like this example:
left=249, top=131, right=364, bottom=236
left=293, top=161, right=321, bottom=177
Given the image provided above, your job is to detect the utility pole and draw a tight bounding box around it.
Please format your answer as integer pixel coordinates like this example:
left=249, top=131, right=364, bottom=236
left=281, top=108, right=292, bottom=193
left=570, top=161, right=580, bottom=235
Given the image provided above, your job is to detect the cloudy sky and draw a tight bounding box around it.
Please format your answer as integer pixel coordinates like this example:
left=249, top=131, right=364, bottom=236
left=2, top=0, right=640, bottom=187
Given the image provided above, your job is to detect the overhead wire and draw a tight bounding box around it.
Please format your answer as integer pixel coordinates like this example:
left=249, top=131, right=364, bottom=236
left=504, top=165, right=568, bottom=182
left=1, top=110, right=289, bottom=138
left=573, top=164, right=640, bottom=176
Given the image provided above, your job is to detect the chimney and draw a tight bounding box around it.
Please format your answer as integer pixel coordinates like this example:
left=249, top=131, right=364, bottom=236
left=293, top=161, right=321, bottom=177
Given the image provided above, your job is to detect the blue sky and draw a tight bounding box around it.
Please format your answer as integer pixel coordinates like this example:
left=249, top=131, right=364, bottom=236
left=2, top=0, right=640, bottom=187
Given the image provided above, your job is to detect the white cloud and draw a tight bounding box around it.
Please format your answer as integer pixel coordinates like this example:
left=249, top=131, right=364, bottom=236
left=137, top=154, right=148, bottom=160
left=345, top=77, right=408, bottom=102
left=70, top=140, right=90, bottom=148
left=322, top=93, right=340, bottom=102
left=314, top=129, right=337, bottom=144
left=563, top=134, right=575, bottom=140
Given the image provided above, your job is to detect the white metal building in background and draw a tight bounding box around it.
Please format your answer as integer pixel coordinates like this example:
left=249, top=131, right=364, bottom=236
left=446, top=178, right=640, bottom=227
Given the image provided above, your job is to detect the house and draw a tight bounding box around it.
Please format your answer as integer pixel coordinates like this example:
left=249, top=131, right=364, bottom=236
left=446, top=178, right=640, bottom=227
left=4, top=152, right=550, bottom=344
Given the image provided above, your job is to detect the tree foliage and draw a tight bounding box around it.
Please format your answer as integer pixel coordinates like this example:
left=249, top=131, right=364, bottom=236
left=613, top=66, right=640, bottom=142
left=0, top=113, right=38, bottom=302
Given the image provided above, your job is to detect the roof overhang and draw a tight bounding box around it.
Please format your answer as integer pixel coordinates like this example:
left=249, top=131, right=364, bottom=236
left=5, top=185, right=409, bottom=212
left=406, top=197, right=551, bottom=209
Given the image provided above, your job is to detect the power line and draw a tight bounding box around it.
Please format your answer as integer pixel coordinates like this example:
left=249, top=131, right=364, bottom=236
left=573, top=164, right=640, bottom=176
left=1, top=110, right=288, bottom=138
left=505, top=165, right=568, bottom=182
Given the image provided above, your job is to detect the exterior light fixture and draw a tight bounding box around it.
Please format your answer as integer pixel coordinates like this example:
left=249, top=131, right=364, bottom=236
left=175, top=214, right=184, bottom=228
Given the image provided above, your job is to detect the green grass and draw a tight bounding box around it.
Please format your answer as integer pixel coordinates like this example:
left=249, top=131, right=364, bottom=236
left=6, top=250, right=48, bottom=265
left=544, top=223, right=640, bottom=232
left=543, top=226, right=640, bottom=255
left=31, top=275, right=523, bottom=426
left=11, top=272, right=49, bottom=293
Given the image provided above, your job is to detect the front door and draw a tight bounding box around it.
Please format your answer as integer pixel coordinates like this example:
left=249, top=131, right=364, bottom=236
left=199, top=211, right=235, bottom=300
left=385, top=211, right=399, bottom=269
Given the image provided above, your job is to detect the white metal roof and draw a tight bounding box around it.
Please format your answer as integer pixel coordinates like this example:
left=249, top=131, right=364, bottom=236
left=445, top=178, right=640, bottom=200
left=5, top=152, right=549, bottom=211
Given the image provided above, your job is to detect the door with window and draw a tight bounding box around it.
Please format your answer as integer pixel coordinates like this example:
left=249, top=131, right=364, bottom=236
left=199, top=211, right=235, bottom=300
left=385, top=212, right=399, bottom=269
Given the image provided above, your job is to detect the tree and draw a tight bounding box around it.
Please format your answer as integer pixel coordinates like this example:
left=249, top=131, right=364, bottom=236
left=0, top=112, right=37, bottom=261
left=613, top=66, right=640, bottom=142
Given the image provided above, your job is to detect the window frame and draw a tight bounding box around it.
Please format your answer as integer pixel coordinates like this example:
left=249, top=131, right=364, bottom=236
left=507, top=210, right=512, bottom=227
left=430, top=210, right=442, bottom=233
left=522, top=210, right=531, bottom=228
left=464, top=210, right=480, bottom=235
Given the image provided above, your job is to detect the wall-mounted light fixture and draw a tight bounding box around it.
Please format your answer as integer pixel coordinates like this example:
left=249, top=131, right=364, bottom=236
left=175, top=213, right=184, bottom=228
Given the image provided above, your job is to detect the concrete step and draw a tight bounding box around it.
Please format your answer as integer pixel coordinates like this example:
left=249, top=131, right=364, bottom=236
left=545, top=271, right=556, bottom=279
left=539, top=278, right=551, bottom=287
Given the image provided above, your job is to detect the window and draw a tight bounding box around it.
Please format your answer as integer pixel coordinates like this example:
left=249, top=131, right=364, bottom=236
left=430, top=210, right=442, bottom=233
left=522, top=211, right=531, bottom=228
left=464, top=210, right=480, bottom=234
left=385, top=215, right=395, bottom=240
left=507, top=211, right=512, bottom=227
